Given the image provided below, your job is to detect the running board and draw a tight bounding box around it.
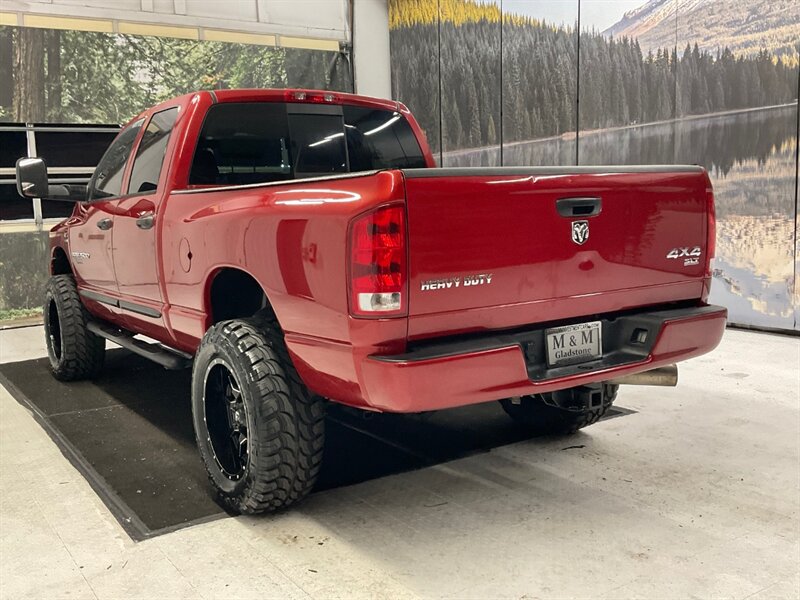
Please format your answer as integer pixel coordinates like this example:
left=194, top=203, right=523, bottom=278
left=87, top=322, right=192, bottom=370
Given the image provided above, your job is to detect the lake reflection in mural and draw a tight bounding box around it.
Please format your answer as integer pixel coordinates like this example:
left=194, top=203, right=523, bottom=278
left=699, top=107, right=798, bottom=330
left=443, top=105, right=798, bottom=330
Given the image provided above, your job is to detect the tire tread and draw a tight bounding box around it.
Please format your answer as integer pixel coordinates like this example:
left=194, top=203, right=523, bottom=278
left=45, top=275, right=105, bottom=381
left=192, top=315, right=324, bottom=514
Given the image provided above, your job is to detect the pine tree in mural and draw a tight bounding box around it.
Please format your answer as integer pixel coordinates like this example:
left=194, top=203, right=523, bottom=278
left=389, top=0, right=798, bottom=153
left=11, top=27, right=46, bottom=122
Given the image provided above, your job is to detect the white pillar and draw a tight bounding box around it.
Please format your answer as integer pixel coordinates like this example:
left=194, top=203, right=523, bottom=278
left=352, top=0, right=391, bottom=100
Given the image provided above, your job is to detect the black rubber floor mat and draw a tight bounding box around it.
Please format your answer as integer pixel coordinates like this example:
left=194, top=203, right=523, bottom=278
left=0, top=349, right=634, bottom=540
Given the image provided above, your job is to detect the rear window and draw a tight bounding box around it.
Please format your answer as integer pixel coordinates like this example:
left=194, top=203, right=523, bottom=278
left=343, top=106, right=426, bottom=170
left=189, top=102, right=425, bottom=187
left=288, top=113, right=347, bottom=175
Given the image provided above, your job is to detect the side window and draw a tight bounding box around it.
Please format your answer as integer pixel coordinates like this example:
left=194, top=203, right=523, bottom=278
left=127, top=107, right=179, bottom=194
left=190, top=103, right=291, bottom=186
left=88, top=119, right=144, bottom=200
left=343, top=106, right=426, bottom=171
left=287, top=113, right=348, bottom=175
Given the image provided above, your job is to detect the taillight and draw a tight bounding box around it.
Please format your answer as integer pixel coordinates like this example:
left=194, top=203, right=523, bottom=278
left=706, top=188, right=716, bottom=275
left=348, top=204, right=407, bottom=317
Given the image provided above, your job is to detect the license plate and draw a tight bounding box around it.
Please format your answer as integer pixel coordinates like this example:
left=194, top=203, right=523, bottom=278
left=545, top=321, right=602, bottom=367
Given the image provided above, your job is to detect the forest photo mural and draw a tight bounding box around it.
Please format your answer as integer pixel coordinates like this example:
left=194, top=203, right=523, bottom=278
left=0, top=25, right=351, bottom=318
left=0, top=25, right=351, bottom=125
left=389, top=0, right=800, bottom=331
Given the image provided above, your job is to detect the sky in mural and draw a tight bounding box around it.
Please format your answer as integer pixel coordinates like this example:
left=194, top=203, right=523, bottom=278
left=503, top=0, right=643, bottom=30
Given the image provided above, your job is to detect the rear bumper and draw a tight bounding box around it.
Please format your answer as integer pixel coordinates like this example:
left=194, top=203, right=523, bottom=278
left=358, top=304, right=727, bottom=412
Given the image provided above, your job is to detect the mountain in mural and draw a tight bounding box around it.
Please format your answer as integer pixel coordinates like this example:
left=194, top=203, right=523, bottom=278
left=603, top=0, right=800, bottom=60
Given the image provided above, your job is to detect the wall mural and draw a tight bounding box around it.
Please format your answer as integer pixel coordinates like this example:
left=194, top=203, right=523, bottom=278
left=389, top=0, right=800, bottom=331
left=0, top=25, right=351, bottom=124
left=0, top=24, right=351, bottom=319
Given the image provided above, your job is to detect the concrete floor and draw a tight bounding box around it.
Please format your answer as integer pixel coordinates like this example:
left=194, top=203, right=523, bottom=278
left=0, top=325, right=798, bottom=600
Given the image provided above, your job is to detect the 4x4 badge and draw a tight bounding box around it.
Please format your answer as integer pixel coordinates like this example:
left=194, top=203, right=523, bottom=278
left=571, top=220, right=589, bottom=245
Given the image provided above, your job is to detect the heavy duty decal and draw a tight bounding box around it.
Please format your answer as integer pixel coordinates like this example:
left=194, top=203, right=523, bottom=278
left=420, top=274, right=493, bottom=291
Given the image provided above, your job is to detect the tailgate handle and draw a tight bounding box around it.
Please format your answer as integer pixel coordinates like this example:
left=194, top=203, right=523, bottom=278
left=557, top=197, right=601, bottom=218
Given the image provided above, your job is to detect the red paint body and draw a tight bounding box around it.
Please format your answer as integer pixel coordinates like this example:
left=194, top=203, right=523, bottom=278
left=51, top=89, right=726, bottom=413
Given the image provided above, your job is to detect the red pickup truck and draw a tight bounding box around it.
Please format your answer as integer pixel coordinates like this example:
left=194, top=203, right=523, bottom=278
left=15, top=89, right=726, bottom=514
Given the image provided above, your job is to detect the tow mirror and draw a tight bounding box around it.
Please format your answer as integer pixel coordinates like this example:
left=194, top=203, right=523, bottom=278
left=15, top=156, right=86, bottom=203
left=15, top=157, right=48, bottom=199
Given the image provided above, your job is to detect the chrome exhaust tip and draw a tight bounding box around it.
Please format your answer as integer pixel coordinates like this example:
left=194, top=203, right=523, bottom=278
left=609, top=364, right=678, bottom=387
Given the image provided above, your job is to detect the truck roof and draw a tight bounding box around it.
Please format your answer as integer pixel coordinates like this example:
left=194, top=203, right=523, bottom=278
left=213, top=88, right=402, bottom=111
left=137, top=88, right=403, bottom=123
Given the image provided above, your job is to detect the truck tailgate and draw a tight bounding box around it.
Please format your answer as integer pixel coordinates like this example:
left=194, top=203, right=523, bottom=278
left=403, top=167, right=711, bottom=340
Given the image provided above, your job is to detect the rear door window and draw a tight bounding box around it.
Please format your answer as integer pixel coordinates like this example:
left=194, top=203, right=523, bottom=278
left=127, top=107, right=179, bottom=194
left=190, top=103, right=291, bottom=186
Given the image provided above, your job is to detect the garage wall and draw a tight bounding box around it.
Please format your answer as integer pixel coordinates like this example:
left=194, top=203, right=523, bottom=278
left=0, top=0, right=349, bottom=41
left=388, top=0, right=800, bottom=332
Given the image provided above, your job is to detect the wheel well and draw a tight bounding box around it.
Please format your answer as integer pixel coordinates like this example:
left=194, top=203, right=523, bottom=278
left=51, top=247, right=72, bottom=275
left=208, top=268, right=269, bottom=324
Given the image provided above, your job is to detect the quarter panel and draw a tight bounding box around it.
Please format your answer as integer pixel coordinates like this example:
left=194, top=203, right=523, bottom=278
left=160, top=171, right=407, bottom=353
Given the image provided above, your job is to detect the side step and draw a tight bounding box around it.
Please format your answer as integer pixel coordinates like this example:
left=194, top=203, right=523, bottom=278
left=87, top=321, right=192, bottom=370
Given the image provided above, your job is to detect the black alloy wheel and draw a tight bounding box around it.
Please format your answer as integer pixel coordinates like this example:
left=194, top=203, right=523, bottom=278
left=202, top=359, right=250, bottom=481
left=46, top=297, right=63, bottom=362
left=191, top=316, right=325, bottom=514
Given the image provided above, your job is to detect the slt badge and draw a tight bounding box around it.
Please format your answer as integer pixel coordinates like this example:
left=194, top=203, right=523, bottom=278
left=571, top=220, right=589, bottom=245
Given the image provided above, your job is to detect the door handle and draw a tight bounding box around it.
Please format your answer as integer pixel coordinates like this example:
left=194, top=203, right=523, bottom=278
left=96, top=218, right=112, bottom=230
left=556, top=197, right=602, bottom=218
left=136, top=213, right=155, bottom=230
